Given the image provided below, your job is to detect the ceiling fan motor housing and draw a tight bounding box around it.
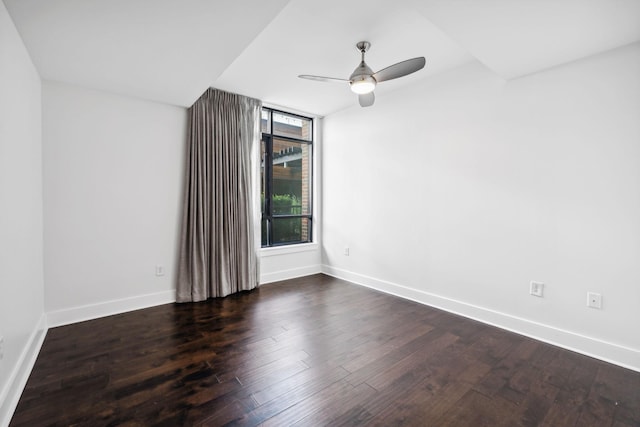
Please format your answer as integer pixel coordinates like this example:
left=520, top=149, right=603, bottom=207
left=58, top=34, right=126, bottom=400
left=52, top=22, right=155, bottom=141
left=349, top=41, right=376, bottom=94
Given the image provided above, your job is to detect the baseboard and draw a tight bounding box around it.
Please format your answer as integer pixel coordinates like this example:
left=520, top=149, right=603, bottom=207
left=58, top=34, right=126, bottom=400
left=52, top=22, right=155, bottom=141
left=0, top=314, right=47, bottom=427
left=321, top=264, right=640, bottom=373
left=46, top=290, right=176, bottom=328
left=260, top=264, right=321, bottom=285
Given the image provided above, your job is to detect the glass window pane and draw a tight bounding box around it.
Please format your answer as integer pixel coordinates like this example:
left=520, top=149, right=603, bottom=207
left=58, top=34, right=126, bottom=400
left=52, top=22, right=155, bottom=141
left=271, top=217, right=310, bottom=244
left=272, top=111, right=312, bottom=141
left=260, top=138, right=266, bottom=215
left=272, top=138, right=311, bottom=215
left=261, top=107, right=313, bottom=248
left=261, top=108, right=271, bottom=134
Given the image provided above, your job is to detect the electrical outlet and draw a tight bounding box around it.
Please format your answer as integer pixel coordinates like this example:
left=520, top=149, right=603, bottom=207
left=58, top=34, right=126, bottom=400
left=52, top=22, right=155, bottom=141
left=530, top=281, right=544, bottom=297
left=587, top=292, right=602, bottom=309
left=344, top=247, right=350, bottom=256
left=155, top=265, right=165, bottom=276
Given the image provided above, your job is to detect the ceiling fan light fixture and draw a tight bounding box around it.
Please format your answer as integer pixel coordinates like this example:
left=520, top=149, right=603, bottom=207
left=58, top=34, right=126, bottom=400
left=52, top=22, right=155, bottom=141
left=350, top=76, right=376, bottom=94
left=299, top=41, right=426, bottom=107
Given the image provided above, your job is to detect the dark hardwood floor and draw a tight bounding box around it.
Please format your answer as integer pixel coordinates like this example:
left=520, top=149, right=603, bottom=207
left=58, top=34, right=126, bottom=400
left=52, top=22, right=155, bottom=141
left=10, top=274, right=640, bottom=426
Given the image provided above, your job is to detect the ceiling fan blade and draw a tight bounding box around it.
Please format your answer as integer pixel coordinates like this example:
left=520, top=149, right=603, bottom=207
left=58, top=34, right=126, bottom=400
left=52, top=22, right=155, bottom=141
left=298, top=75, right=348, bottom=83
left=358, top=92, right=375, bottom=107
left=373, top=57, right=426, bottom=83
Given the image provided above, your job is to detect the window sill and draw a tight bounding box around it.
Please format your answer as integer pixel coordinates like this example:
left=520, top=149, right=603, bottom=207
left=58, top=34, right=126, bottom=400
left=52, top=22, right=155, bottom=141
left=260, top=242, right=319, bottom=257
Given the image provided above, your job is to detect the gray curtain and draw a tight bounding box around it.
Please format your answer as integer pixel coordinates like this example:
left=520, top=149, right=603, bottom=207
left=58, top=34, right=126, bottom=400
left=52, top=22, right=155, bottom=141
left=177, top=88, right=261, bottom=302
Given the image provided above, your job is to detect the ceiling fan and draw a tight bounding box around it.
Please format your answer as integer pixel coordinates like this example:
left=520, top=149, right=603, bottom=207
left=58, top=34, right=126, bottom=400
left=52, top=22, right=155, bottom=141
left=298, top=41, right=426, bottom=108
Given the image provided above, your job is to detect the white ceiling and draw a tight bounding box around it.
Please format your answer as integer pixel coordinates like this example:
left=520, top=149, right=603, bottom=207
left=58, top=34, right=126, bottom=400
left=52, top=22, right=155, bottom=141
left=4, top=0, right=640, bottom=116
left=409, top=0, right=640, bottom=80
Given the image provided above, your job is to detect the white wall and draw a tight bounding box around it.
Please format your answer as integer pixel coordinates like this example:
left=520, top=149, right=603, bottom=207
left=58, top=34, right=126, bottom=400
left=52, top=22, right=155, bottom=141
left=43, top=82, right=187, bottom=325
left=322, top=43, right=640, bottom=370
left=0, top=2, right=46, bottom=424
left=41, top=82, right=319, bottom=323
left=260, top=243, right=322, bottom=284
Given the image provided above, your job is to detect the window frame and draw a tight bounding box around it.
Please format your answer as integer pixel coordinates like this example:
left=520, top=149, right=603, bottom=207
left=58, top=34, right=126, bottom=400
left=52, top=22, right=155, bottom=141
left=261, top=107, right=313, bottom=247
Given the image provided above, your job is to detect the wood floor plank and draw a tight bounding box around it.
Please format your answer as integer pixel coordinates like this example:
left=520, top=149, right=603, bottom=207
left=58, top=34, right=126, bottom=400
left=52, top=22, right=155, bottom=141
left=343, top=328, right=446, bottom=386
left=230, top=362, right=353, bottom=425
left=250, top=363, right=350, bottom=406
left=365, top=331, right=458, bottom=391
left=291, top=382, right=378, bottom=426
left=435, top=389, right=520, bottom=427
left=9, top=274, right=640, bottom=426
left=259, top=380, right=361, bottom=427
left=339, top=321, right=435, bottom=373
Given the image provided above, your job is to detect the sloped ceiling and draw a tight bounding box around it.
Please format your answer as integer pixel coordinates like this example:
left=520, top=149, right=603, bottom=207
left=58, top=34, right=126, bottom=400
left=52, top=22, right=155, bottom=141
left=3, top=0, right=291, bottom=107
left=4, top=0, right=640, bottom=116
left=409, top=0, right=640, bottom=80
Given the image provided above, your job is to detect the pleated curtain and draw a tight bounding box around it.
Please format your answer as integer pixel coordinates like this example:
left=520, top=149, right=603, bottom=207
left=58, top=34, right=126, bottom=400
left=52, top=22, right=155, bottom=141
left=177, top=88, right=261, bottom=302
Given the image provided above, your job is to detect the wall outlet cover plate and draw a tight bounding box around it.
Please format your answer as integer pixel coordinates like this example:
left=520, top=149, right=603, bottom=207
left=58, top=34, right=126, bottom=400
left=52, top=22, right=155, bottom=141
left=530, top=281, right=544, bottom=297
left=587, top=292, right=602, bottom=309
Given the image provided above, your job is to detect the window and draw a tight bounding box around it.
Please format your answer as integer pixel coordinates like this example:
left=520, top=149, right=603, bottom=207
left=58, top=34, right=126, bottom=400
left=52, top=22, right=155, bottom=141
left=261, top=108, right=313, bottom=247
